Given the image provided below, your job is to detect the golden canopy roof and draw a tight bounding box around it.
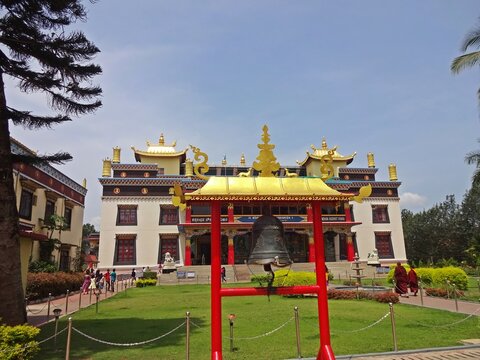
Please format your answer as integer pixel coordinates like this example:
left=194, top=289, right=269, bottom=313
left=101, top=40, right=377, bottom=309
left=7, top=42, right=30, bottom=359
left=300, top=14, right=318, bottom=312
left=131, top=133, right=187, bottom=161
left=297, top=138, right=356, bottom=166
left=185, top=176, right=352, bottom=201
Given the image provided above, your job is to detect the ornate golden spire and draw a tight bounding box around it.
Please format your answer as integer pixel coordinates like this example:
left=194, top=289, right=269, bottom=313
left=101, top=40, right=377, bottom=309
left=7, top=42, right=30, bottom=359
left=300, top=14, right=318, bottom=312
left=102, top=158, right=112, bottom=177
left=240, top=153, right=246, bottom=166
left=321, top=137, right=328, bottom=150
left=159, top=133, right=165, bottom=146
left=252, top=125, right=280, bottom=177
left=389, top=164, right=398, bottom=181
left=367, top=152, right=375, bottom=168
left=112, top=146, right=121, bottom=163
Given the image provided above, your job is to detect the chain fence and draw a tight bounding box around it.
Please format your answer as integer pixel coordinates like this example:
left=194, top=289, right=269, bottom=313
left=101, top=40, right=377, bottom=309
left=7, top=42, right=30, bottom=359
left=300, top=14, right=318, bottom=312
left=395, top=306, right=480, bottom=328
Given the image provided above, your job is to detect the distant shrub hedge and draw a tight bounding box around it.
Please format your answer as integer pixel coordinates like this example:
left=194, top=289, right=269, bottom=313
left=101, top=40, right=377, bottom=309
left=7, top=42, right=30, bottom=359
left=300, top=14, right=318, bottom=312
left=26, top=272, right=83, bottom=300
left=135, top=279, right=157, bottom=287
left=142, top=271, right=158, bottom=280
left=387, top=266, right=467, bottom=290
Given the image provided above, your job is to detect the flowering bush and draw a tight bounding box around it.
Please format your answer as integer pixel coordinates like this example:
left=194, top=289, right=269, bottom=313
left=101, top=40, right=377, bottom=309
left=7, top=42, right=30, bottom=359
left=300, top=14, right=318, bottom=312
left=327, top=290, right=399, bottom=303
left=135, top=279, right=157, bottom=287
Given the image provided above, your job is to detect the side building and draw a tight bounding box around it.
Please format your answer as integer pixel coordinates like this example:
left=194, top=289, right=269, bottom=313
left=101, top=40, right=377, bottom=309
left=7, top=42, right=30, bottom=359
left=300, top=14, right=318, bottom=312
left=11, top=138, right=87, bottom=284
left=98, top=132, right=406, bottom=270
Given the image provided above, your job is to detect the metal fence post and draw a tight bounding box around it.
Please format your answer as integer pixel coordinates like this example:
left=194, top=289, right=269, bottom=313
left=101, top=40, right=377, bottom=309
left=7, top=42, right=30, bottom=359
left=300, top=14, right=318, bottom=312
left=294, top=306, right=301, bottom=359
left=47, top=293, right=52, bottom=321
left=65, top=317, right=72, bottom=360
left=78, top=287, right=82, bottom=309
left=185, top=311, right=190, bottom=360
left=389, top=302, right=398, bottom=352
left=453, top=283, right=458, bottom=312
left=89, top=288, right=92, bottom=304
left=419, top=281, right=424, bottom=306
left=95, top=292, right=99, bottom=314
left=65, top=290, right=69, bottom=314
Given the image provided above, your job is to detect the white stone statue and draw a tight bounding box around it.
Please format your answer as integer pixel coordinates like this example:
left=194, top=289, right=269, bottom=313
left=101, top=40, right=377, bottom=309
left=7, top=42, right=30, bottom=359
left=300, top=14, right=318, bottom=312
left=367, top=248, right=380, bottom=265
left=162, top=252, right=176, bottom=273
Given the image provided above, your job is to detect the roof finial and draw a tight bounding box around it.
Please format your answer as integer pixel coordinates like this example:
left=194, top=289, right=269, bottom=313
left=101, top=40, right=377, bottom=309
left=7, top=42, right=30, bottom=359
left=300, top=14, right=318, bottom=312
left=159, top=133, right=165, bottom=146
left=240, top=153, right=246, bottom=166
left=321, top=137, right=328, bottom=150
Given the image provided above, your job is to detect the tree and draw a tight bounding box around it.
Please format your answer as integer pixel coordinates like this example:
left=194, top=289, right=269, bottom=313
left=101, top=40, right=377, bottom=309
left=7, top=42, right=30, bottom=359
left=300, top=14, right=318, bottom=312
left=0, top=1, right=102, bottom=325
left=465, top=139, right=480, bottom=185
left=82, top=223, right=96, bottom=238
left=451, top=20, right=480, bottom=102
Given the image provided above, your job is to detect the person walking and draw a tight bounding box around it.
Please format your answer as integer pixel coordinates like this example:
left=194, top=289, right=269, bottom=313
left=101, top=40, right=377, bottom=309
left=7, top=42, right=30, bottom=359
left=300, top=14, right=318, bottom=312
left=81, top=270, right=91, bottom=295
left=221, top=266, right=226, bottom=282
left=110, top=269, right=117, bottom=292
left=408, top=265, right=419, bottom=296
left=131, top=268, right=136, bottom=285
left=104, top=269, right=111, bottom=292
left=394, top=262, right=409, bottom=297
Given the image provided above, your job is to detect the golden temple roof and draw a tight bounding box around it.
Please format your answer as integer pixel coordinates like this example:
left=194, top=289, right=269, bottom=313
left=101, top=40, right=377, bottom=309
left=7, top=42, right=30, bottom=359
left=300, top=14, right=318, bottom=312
left=131, top=133, right=187, bottom=160
left=186, top=176, right=352, bottom=201
left=297, top=138, right=356, bottom=166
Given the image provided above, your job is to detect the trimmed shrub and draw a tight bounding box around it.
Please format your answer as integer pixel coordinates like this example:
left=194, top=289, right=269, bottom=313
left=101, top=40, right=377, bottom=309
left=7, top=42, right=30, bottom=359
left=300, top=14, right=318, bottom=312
left=251, top=274, right=270, bottom=284
left=26, top=272, right=83, bottom=300
left=143, top=271, right=158, bottom=280
left=326, top=290, right=399, bottom=304
left=431, top=266, right=468, bottom=290
left=373, top=292, right=400, bottom=303
left=425, top=287, right=465, bottom=298
left=0, top=323, right=40, bottom=360
left=272, top=270, right=316, bottom=287
left=416, top=268, right=434, bottom=286
left=135, top=279, right=157, bottom=287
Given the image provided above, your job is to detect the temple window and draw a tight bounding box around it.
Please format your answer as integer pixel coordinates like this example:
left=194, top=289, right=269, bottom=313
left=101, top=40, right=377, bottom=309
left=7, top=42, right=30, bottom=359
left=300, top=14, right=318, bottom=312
left=114, top=234, right=136, bottom=265
left=375, top=232, right=394, bottom=258
left=159, top=206, right=178, bottom=225
left=44, top=199, right=55, bottom=220
left=158, top=235, right=179, bottom=263
left=372, top=205, right=390, bottom=223
left=116, top=205, right=138, bottom=226
left=18, top=189, right=33, bottom=220
left=64, top=207, right=72, bottom=228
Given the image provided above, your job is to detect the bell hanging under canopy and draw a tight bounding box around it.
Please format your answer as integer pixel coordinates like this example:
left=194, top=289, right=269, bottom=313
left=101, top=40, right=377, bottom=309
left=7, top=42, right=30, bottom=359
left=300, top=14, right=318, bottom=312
left=248, top=215, right=292, bottom=267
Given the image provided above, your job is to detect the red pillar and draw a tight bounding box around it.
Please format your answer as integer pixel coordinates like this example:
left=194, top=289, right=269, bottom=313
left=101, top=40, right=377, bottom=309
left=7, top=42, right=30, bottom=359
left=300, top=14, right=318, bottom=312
left=227, top=203, right=234, bottom=222
left=184, top=238, right=192, bottom=266
left=186, top=206, right=192, bottom=223
left=307, top=203, right=313, bottom=222
left=346, top=234, right=355, bottom=262
left=210, top=200, right=222, bottom=360
left=312, top=201, right=335, bottom=360
left=227, top=236, right=234, bottom=265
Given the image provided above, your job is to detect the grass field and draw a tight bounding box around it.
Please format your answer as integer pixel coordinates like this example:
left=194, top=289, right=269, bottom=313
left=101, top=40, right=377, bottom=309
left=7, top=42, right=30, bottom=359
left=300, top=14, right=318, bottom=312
left=36, top=284, right=479, bottom=360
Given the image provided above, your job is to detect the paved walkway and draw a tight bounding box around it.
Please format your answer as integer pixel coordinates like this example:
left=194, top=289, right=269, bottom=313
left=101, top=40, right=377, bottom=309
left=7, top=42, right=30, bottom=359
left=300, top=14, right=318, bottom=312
left=28, top=283, right=480, bottom=359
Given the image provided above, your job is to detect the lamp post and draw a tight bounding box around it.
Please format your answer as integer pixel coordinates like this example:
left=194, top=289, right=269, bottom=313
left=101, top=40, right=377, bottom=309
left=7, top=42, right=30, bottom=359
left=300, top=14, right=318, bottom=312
left=228, top=313, right=236, bottom=352
left=53, top=308, right=62, bottom=350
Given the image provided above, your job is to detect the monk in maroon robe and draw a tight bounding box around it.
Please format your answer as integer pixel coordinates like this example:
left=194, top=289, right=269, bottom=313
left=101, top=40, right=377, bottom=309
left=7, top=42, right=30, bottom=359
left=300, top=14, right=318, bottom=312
left=408, top=266, right=419, bottom=296
left=393, top=262, right=408, bottom=297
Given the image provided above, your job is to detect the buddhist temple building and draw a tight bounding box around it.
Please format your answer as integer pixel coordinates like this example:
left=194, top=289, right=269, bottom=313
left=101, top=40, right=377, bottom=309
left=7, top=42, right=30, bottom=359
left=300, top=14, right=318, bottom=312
left=10, top=138, right=87, bottom=289
left=98, top=129, right=406, bottom=269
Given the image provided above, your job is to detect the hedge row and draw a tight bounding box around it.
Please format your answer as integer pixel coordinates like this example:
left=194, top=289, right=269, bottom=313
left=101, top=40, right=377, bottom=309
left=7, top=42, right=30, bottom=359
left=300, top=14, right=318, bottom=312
left=26, top=272, right=84, bottom=300
left=0, top=323, right=40, bottom=360
left=251, top=270, right=399, bottom=304
left=386, top=265, right=468, bottom=290
left=135, top=279, right=157, bottom=287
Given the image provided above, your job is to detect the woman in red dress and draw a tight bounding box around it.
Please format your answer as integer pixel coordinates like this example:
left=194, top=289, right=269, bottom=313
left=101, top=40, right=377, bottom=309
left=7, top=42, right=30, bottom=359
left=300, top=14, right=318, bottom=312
left=393, top=262, right=409, bottom=297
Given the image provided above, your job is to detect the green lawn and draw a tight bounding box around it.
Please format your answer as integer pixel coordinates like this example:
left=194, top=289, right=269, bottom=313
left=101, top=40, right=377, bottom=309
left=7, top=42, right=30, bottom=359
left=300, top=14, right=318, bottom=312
left=36, top=284, right=479, bottom=360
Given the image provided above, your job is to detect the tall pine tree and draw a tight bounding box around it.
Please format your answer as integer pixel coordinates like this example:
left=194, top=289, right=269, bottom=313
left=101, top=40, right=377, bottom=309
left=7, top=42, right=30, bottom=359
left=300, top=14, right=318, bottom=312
left=0, top=0, right=102, bottom=325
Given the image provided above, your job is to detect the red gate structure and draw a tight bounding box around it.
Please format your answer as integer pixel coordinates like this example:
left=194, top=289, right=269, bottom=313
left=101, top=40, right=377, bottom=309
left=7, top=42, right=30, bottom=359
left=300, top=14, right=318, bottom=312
left=176, top=126, right=368, bottom=359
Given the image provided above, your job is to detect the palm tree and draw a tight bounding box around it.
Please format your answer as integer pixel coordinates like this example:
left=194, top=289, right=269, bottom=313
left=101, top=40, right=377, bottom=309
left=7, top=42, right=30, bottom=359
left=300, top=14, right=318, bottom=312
left=466, top=140, right=480, bottom=185
left=451, top=22, right=480, bottom=101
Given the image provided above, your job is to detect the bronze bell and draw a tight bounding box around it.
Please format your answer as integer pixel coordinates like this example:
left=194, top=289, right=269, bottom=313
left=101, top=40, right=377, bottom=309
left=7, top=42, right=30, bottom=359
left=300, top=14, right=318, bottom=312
left=248, top=215, right=292, bottom=267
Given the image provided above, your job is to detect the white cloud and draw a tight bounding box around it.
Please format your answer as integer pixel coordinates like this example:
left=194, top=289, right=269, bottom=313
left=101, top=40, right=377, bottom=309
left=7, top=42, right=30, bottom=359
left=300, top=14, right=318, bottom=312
left=399, top=192, right=427, bottom=211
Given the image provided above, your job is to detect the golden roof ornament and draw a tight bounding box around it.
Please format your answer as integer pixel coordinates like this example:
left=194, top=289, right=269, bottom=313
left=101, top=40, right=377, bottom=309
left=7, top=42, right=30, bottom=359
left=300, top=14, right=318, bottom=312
left=112, top=146, right=121, bottom=163
left=389, top=164, right=398, bottom=181
left=159, top=133, right=165, bottom=146
left=240, top=153, right=246, bottom=166
left=190, top=145, right=210, bottom=180
left=252, top=125, right=280, bottom=177
left=367, top=152, right=375, bottom=168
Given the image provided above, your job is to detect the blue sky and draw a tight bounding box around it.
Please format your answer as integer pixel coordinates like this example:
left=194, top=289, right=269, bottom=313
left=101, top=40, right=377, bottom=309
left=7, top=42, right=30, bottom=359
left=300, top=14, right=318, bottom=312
left=9, top=1, right=480, bottom=229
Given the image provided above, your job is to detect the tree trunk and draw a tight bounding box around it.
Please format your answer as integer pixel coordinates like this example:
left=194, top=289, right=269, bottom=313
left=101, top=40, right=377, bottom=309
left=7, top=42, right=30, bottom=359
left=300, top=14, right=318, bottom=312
left=0, top=72, right=27, bottom=325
